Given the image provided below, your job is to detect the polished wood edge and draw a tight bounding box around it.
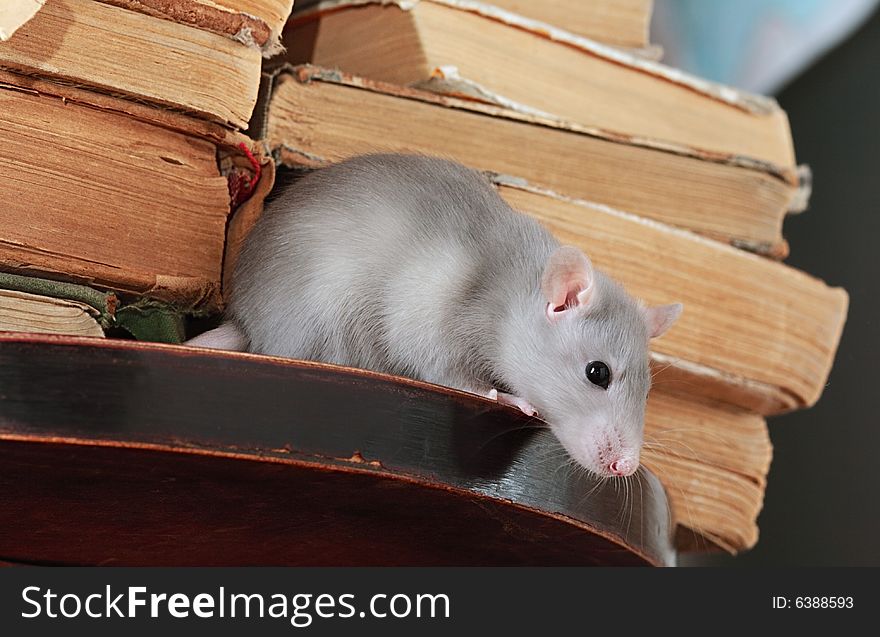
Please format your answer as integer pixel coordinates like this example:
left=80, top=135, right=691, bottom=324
left=0, top=432, right=666, bottom=566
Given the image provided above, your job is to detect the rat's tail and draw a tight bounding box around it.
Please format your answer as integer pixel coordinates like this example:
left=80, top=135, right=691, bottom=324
left=184, top=322, right=248, bottom=352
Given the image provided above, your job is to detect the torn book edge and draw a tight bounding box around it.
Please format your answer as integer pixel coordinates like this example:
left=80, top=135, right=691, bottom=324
left=787, top=165, right=812, bottom=214
left=411, top=67, right=804, bottom=228
left=97, top=0, right=291, bottom=56
left=293, top=0, right=780, bottom=116
left=270, top=65, right=800, bottom=191
left=0, top=0, right=45, bottom=42
left=412, top=65, right=558, bottom=119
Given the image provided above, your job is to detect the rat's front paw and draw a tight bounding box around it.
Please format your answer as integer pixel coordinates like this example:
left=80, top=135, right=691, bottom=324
left=487, top=389, right=538, bottom=417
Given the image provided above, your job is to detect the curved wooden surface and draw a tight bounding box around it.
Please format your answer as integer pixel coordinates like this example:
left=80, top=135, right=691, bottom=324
left=0, top=333, right=675, bottom=566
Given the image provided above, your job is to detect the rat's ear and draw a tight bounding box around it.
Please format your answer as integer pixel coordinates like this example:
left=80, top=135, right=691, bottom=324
left=541, top=246, right=595, bottom=322
left=643, top=303, right=683, bottom=339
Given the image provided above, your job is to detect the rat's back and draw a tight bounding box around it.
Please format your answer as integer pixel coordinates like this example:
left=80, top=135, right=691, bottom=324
left=228, top=154, right=556, bottom=383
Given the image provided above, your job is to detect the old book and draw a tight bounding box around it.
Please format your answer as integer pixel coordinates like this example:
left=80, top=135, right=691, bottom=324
left=99, top=0, right=295, bottom=52
left=0, top=0, right=262, bottom=128
left=0, top=289, right=104, bottom=338
left=0, top=70, right=273, bottom=314
left=0, top=0, right=45, bottom=40
left=261, top=66, right=802, bottom=257
left=642, top=391, right=771, bottom=552
left=285, top=0, right=795, bottom=171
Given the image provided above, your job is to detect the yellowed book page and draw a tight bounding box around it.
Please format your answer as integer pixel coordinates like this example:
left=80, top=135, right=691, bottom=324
left=643, top=452, right=764, bottom=552
left=97, top=0, right=294, bottom=49
left=0, top=289, right=104, bottom=338
left=642, top=396, right=769, bottom=553
left=0, top=83, right=230, bottom=311
left=644, top=392, right=771, bottom=483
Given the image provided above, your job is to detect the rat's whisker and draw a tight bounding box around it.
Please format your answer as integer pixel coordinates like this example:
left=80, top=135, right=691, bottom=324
left=643, top=437, right=701, bottom=460
left=649, top=356, right=685, bottom=378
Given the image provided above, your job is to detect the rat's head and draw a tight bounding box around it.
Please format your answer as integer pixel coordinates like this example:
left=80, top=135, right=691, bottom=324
left=509, top=246, right=681, bottom=479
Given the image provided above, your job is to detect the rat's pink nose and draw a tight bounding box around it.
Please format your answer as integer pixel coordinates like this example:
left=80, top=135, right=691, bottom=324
left=609, top=458, right=636, bottom=476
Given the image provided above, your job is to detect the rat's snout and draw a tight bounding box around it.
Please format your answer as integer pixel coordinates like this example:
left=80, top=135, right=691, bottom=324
left=596, top=432, right=640, bottom=477
left=554, top=420, right=641, bottom=478
left=608, top=456, right=638, bottom=477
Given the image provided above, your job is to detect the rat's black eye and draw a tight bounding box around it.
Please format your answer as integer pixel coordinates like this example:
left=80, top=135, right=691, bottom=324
left=586, top=361, right=611, bottom=389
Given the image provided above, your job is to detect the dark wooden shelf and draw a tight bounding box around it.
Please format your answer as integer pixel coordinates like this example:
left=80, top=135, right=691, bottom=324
left=0, top=333, right=675, bottom=566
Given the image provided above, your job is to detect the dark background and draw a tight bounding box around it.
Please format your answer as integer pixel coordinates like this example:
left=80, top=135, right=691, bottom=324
left=684, top=9, right=880, bottom=566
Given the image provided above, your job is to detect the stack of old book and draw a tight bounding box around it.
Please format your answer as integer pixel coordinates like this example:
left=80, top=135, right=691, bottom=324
left=0, top=0, right=292, bottom=340
left=249, top=0, right=849, bottom=554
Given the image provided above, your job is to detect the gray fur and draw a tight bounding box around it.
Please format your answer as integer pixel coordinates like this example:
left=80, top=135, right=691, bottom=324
left=221, top=154, right=666, bottom=476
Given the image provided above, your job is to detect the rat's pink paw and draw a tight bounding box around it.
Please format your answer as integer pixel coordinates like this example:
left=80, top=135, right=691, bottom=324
left=492, top=391, right=538, bottom=417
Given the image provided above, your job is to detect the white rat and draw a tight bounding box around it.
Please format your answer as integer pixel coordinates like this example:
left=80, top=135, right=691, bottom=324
left=189, top=154, right=682, bottom=478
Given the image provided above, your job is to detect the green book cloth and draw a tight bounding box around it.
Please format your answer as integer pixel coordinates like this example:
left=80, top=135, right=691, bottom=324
left=0, top=272, right=187, bottom=343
